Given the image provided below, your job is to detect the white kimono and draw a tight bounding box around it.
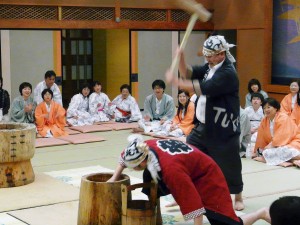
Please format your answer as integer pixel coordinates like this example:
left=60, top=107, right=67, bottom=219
left=109, top=94, right=142, bottom=122
left=34, top=81, right=62, bottom=106
left=89, top=92, right=110, bottom=122
left=244, top=106, right=264, bottom=143
left=67, top=93, right=93, bottom=126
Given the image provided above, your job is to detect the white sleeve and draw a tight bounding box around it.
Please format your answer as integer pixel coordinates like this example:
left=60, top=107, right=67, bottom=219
left=53, top=84, right=63, bottom=106
left=129, top=97, right=142, bottom=121
left=33, top=82, right=43, bottom=105
left=67, top=94, right=81, bottom=118
left=89, top=93, right=98, bottom=114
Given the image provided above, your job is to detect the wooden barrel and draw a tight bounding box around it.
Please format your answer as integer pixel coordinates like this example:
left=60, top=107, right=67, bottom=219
left=0, top=122, right=36, bottom=188
left=121, top=182, right=157, bottom=225
left=77, top=173, right=131, bottom=225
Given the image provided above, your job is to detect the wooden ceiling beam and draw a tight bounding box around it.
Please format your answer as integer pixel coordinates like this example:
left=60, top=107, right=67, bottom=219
left=0, top=19, right=213, bottom=30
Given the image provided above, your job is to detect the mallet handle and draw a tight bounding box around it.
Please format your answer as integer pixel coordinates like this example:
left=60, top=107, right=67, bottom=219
left=169, top=13, right=198, bottom=76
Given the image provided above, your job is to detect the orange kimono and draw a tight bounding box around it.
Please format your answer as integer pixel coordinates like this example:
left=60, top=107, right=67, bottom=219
left=172, top=101, right=195, bottom=136
left=291, top=104, right=300, bottom=126
left=280, top=93, right=293, bottom=116
left=254, top=112, right=300, bottom=153
left=35, top=101, right=68, bottom=137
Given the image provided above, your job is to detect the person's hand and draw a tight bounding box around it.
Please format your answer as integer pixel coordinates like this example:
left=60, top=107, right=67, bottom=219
left=170, top=124, right=177, bottom=131
left=144, top=114, right=151, bottom=121
left=160, top=118, right=166, bottom=125
left=251, top=127, right=258, bottom=134
left=264, top=142, right=273, bottom=150
left=165, top=69, right=179, bottom=85
left=44, top=113, right=49, bottom=119
left=108, top=102, right=114, bottom=107
left=73, top=116, right=79, bottom=120
left=24, top=104, right=33, bottom=113
left=107, top=177, right=117, bottom=182
left=97, top=103, right=102, bottom=108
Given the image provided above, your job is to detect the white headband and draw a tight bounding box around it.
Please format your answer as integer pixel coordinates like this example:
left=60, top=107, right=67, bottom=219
left=122, top=134, right=149, bottom=168
left=202, top=35, right=236, bottom=63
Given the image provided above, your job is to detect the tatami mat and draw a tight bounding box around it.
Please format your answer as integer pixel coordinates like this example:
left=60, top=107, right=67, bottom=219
left=0, top=213, right=26, bottom=225
left=242, top=167, right=300, bottom=198
left=1, top=129, right=299, bottom=225
left=9, top=201, right=79, bottom=225
left=241, top=158, right=283, bottom=174
left=0, top=173, right=79, bottom=212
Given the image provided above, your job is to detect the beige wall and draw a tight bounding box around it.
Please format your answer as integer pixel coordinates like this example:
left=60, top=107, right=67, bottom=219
left=8, top=30, right=54, bottom=101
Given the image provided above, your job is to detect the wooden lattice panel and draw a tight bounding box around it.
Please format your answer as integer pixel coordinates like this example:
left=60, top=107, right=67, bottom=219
left=0, top=5, right=57, bottom=20
left=62, top=7, right=114, bottom=21
left=171, top=10, right=191, bottom=22
left=121, top=8, right=167, bottom=21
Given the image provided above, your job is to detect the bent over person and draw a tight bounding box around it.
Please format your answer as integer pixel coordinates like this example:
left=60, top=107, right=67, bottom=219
left=166, top=34, right=244, bottom=210
left=108, top=135, right=271, bottom=225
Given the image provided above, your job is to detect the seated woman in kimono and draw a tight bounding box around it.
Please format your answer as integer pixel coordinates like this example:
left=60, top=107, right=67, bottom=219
left=11, top=82, right=36, bottom=123
left=89, top=81, right=111, bottom=122
left=35, top=88, right=68, bottom=138
left=280, top=80, right=300, bottom=116
left=0, top=76, right=10, bottom=121
left=254, top=98, right=300, bottom=167
left=108, top=84, right=142, bottom=122
left=159, top=90, right=195, bottom=137
left=287, top=81, right=300, bottom=127
left=138, top=79, right=175, bottom=133
left=67, top=83, right=93, bottom=126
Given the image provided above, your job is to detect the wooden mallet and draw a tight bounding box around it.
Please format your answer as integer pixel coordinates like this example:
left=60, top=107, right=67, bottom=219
left=167, top=0, right=211, bottom=82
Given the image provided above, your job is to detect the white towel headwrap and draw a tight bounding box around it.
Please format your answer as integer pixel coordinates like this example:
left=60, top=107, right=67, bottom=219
left=202, top=35, right=236, bottom=63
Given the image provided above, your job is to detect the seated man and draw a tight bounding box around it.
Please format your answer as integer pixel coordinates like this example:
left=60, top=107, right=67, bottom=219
left=34, top=70, right=62, bottom=106
left=139, top=79, right=175, bottom=133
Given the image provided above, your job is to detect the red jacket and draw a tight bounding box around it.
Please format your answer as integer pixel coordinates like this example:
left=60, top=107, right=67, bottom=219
left=145, top=139, right=240, bottom=222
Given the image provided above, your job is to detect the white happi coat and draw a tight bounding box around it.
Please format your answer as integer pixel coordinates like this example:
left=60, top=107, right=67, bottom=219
left=89, top=92, right=111, bottom=122
left=34, top=81, right=63, bottom=106
left=110, top=94, right=142, bottom=121
left=67, top=93, right=93, bottom=126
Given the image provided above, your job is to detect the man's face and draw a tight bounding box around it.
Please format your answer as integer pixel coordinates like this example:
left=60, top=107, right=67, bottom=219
left=205, top=52, right=225, bottom=67
left=153, top=85, right=164, bottom=99
left=45, top=76, right=56, bottom=88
